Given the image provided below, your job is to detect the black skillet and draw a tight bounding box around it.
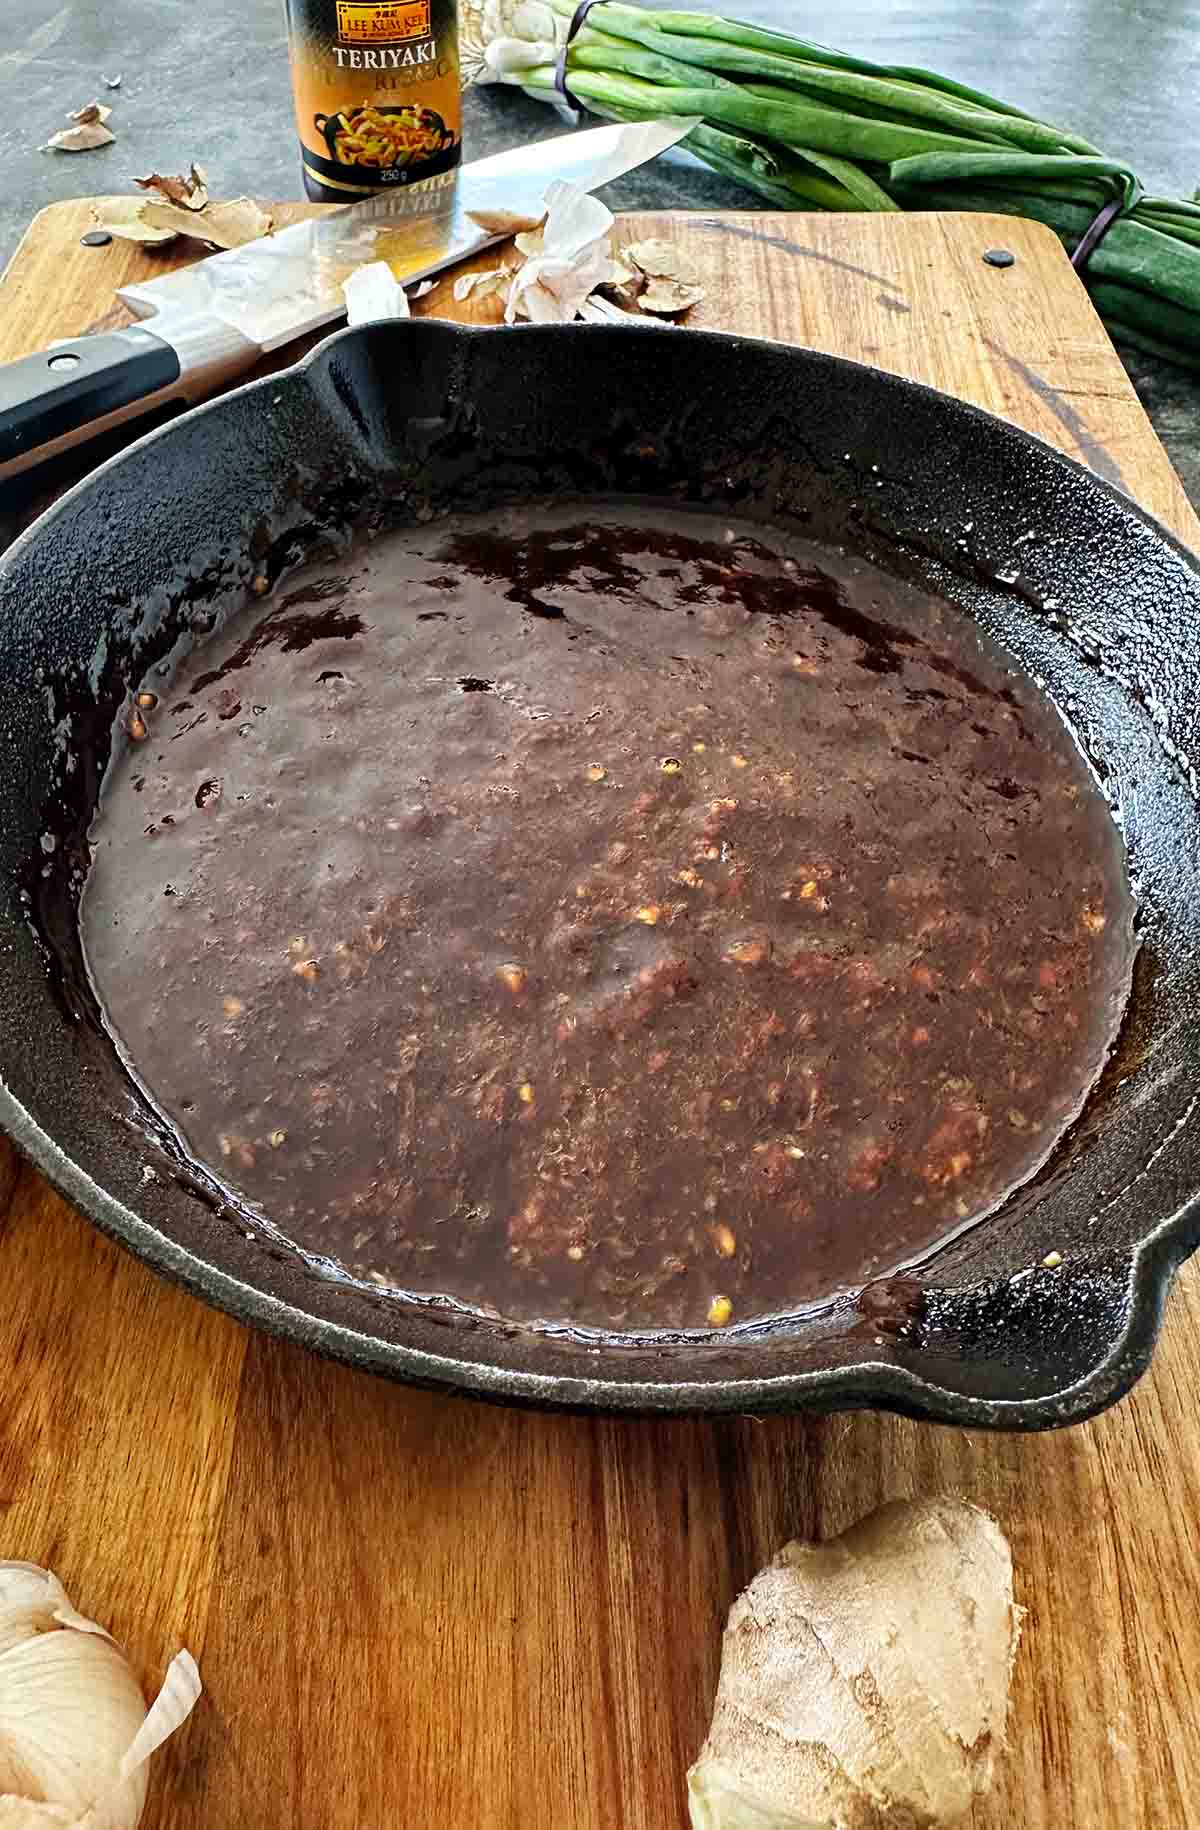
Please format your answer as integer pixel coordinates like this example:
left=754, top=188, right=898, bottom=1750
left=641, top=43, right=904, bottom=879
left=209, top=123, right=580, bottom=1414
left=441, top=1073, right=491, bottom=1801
left=2, top=319, right=1199, bottom=1429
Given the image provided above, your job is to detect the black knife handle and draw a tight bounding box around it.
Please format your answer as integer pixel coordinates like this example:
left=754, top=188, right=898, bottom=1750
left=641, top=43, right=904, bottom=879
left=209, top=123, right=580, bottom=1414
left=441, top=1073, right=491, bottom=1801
left=0, top=327, right=182, bottom=474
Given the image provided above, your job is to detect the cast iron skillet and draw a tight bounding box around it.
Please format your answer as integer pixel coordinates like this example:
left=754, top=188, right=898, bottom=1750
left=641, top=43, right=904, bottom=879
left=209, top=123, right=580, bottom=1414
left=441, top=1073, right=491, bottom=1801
left=2, top=320, right=1199, bottom=1430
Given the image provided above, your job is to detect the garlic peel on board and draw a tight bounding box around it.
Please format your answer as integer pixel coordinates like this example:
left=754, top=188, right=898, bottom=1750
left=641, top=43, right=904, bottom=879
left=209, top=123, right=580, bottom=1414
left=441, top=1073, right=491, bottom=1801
left=0, top=1563, right=200, bottom=1829
left=343, top=261, right=411, bottom=326
left=688, top=1498, right=1022, bottom=1830
left=504, top=180, right=615, bottom=324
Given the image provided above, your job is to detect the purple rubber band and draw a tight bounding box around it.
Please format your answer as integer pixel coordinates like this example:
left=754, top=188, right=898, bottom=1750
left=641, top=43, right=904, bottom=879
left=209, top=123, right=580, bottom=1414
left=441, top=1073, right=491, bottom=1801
left=554, top=0, right=605, bottom=109
left=1071, top=195, right=1125, bottom=273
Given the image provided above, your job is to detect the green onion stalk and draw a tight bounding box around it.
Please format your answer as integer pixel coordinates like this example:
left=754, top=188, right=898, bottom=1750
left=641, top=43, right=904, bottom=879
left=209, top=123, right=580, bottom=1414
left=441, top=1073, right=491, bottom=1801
left=460, top=0, right=1200, bottom=368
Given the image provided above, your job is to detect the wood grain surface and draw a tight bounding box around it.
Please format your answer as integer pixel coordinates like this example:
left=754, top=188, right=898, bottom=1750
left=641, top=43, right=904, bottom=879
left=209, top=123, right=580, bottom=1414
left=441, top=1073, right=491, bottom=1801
left=1, top=201, right=1198, bottom=1830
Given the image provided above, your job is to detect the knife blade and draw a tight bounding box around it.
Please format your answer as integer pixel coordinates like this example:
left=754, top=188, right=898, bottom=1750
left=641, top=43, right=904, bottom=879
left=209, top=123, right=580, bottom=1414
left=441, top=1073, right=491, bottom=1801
left=0, top=118, right=695, bottom=485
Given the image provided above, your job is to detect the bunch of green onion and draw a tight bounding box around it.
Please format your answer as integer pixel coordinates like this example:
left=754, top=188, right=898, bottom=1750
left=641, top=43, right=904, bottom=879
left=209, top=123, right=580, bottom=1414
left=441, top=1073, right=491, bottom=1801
left=464, top=0, right=1200, bottom=368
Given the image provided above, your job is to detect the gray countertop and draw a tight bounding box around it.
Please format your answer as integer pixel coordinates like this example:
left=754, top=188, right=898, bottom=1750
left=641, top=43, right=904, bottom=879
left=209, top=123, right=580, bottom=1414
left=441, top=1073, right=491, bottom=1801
left=4, top=0, right=1198, bottom=510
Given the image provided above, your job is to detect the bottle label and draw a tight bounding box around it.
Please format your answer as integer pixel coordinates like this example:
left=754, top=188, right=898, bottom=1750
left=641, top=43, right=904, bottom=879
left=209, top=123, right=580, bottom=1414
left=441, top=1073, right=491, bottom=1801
left=335, top=2, right=432, bottom=40
left=286, top=0, right=461, bottom=202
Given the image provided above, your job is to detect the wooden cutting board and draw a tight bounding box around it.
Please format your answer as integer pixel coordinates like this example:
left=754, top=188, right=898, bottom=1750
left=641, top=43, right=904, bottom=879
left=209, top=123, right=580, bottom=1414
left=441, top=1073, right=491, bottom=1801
left=2, top=200, right=1198, bottom=1830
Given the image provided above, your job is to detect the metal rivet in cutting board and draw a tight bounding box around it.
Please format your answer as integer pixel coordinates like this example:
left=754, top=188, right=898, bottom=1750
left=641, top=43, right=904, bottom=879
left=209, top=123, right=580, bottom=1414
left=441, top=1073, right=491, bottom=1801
left=80, top=229, right=112, bottom=247
left=983, top=248, right=1016, bottom=269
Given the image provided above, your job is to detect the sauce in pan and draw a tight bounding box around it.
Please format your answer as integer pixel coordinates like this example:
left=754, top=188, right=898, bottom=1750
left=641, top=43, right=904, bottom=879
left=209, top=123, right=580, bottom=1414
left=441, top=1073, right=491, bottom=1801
left=81, top=504, right=1135, bottom=1331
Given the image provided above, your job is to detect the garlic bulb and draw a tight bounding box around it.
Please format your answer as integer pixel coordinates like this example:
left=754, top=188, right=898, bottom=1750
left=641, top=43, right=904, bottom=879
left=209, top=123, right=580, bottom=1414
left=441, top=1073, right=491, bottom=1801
left=0, top=1563, right=200, bottom=1830
left=688, top=1498, right=1022, bottom=1830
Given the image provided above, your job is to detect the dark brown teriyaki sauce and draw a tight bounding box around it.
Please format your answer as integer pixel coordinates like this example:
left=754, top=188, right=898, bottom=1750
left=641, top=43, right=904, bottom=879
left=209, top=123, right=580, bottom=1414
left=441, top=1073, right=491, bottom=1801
left=80, top=503, right=1136, bottom=1332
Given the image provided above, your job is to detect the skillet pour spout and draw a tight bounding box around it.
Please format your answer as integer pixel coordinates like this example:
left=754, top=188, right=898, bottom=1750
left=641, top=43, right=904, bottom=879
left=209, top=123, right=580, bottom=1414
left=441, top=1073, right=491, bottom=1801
left=1, top=318, right=1199, bottom=1428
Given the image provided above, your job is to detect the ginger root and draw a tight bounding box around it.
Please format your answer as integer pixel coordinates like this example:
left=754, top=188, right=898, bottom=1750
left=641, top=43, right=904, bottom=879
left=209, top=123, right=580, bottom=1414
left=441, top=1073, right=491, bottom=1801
left=688, top=1497, right=1022, bottom=1830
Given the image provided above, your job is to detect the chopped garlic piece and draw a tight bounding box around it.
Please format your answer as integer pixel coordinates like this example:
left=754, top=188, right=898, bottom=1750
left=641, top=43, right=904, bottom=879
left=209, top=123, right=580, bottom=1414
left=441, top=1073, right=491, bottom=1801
left=453, top=266, right=511, bottom=302
left=343, top=261, right=411, bottom=325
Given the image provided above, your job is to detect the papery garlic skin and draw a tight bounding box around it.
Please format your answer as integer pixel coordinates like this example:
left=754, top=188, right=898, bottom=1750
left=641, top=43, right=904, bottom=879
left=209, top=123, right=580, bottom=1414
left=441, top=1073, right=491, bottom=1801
left=0, top=1632, right=150, bottom=1828
left=505, top=180, right=615, bottom=324
left=343, top=262, right=411, bottom=326
left=0, top=1565, right=200, bottom=1830
left=688, top=1500, right=1022, bottom=1830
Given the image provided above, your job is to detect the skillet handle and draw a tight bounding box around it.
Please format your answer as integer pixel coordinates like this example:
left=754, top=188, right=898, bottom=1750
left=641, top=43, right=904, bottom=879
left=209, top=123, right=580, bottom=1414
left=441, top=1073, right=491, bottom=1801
left=0, top=315, right=260, bottom=486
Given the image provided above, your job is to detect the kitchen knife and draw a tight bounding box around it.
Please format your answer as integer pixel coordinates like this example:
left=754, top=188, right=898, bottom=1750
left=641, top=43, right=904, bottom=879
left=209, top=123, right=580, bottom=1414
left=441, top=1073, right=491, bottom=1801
left=0, top=118, right=695, bottom=483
